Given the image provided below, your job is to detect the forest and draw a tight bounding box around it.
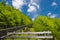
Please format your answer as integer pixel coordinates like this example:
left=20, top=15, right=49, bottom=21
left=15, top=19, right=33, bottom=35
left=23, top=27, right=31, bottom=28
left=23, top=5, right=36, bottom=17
left=32, top=16, right=60, bottom=40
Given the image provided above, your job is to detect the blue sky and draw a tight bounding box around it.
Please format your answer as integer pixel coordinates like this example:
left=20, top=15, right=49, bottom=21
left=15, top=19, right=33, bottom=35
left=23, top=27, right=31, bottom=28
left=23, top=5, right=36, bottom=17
left=0, top=0, right=60, bottom=20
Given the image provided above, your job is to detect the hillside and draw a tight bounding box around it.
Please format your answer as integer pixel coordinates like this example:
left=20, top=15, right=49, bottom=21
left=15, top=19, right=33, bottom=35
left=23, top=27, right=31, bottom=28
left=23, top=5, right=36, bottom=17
left=32, top=16, right=60, bottom=40
left=0, top=3, right=32, bottom=29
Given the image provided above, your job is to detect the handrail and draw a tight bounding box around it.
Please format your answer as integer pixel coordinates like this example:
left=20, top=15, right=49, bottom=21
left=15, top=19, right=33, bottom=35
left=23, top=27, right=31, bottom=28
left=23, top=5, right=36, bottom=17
left=8, top=31, right=52, bottom=34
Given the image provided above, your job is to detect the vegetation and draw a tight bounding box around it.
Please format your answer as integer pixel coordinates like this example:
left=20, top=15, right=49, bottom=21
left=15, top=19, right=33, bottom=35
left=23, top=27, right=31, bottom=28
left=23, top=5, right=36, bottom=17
left=32, top=16, right=60, bottom=40
left=0, top=3, right=32, bottom=29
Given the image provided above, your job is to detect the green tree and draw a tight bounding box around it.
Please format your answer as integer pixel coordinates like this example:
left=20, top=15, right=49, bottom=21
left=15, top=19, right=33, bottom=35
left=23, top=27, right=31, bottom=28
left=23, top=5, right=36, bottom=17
left=0, top=3, right=32, bottom=29
left=32, top=16, right=60, bottom=40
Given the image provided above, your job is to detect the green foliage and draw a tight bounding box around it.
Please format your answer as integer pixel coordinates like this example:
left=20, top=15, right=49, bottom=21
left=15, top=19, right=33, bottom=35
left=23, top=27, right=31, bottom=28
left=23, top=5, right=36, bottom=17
left=32, top=16, right=60, bottom=40
left=0, top=3, right=32, bottom=29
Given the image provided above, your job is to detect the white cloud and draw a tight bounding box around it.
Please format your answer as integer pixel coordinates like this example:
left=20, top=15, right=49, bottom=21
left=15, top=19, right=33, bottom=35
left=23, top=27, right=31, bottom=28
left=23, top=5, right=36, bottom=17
left=52, top=2, right=57, bottom=6
left=50, top=14, right=57, bottom=18
left=32, top=2, right=39, bottom=9
left=12, top=0, right=39, bottom=19
left=30, top=0, right=34, bottom=3
left=47, top=12, right=58, bottom=18
left=27, top=6, right=36, bottom=12
left=27, top=0, right=39, bottom=12
left=32, top=18, right=35, bottom=21
left=12, top=0, right=26, bottom=9
left=27, top=0, right=40, bottom=20
left=47, top=12, right=52, bottom=16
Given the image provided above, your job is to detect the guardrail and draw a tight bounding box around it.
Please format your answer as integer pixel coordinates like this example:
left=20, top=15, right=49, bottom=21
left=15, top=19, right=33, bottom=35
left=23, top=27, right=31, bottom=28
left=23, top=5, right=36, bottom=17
left=6, top=31, right=54, bottom=40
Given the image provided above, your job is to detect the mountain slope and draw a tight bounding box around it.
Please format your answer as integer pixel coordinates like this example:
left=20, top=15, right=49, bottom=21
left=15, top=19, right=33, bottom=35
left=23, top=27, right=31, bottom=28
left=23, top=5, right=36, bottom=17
left=0, top=3, right=32, bottom=29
